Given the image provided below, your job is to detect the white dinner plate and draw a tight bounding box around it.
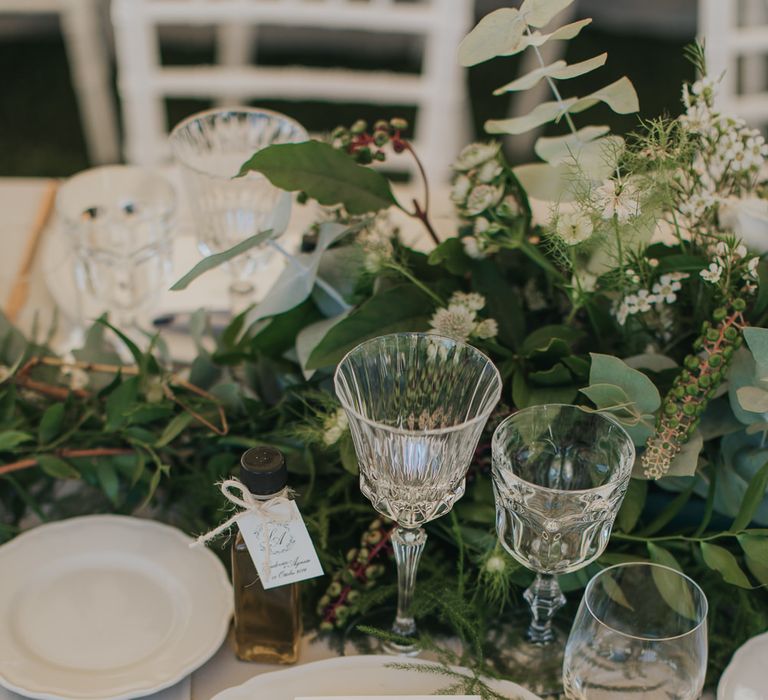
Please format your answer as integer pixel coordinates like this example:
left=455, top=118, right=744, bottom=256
left=0, top=515, right=232, bottom=700
left=718, top=631, right=768, bottom=700
left=212, top=655, right=542, bottom=700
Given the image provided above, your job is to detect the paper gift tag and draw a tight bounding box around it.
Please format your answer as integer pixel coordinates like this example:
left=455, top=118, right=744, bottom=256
left=237, top=500, right=323, bottom=589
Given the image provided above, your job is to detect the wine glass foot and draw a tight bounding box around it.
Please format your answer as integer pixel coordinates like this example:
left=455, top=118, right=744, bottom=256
left=381, top=637, right=421, bottom=657
left=489, top=625, right=566, bottom=697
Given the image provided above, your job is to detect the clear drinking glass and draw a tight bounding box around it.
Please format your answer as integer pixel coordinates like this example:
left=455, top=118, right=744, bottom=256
left=334, top=333, right=502, bottom=655
left=563, top=562, right=708, bottom=699
left=490, top=404, right=635, bottom=694
left=56, top=165, right=176, bottom=331
left=169, top=108, right=307, bottom=312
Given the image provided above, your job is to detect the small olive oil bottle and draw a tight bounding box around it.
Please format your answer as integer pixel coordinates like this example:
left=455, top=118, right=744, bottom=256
left=231, top=446, right=302, bottom=663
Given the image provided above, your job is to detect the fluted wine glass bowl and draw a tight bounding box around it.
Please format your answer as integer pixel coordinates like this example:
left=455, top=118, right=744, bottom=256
left=492, top=404, right=635, bottom=575
left=335, top=333, right=502, bottom=654
left=335, top=333, right=502, bottom=529
left=490, top=404, right=635, bottom=694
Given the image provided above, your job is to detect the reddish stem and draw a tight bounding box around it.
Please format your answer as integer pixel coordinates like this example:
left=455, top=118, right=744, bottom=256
left=0, top=447, right=135, bottom=476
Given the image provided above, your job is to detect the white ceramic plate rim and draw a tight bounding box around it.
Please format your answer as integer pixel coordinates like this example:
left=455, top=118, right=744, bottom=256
left=717, top=630, right=768, bottom=699
left=211, top=654, right=542, bottom=700
left=0, top=515, right=232, bottom=700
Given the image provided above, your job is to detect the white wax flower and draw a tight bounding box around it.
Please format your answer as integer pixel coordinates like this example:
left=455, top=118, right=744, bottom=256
left=555, top=210, right=594, bottom=245
left=465, top=184, right=503, bottom=216
left=453, top=142, right=500, bottom=171
left=450, top=291, right=486, bottom=311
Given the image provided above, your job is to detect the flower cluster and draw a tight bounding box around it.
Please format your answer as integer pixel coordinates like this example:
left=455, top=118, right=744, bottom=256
left=428, top=291, right=498, bottom=343
left=450, top=142, right=523, bottom=259
left=357, top=213, right=396, bottom=274
left=317, top=517, right=393, bottom=630
left=642, top=301, right=746, bottom=478
left=330, top=117, right=410, bottom=164
left=698, top=240, right=760, bottom=294
left=614, top=272, right=689, bottom=326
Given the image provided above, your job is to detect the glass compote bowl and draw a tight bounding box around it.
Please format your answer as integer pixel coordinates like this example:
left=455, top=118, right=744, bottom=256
left=490, top=404, right=635, bottom=694
left=169, top=107, right=307, bottom=313
left=563, top=562, right=708, bottom=699
left=334, top=333, right=502, bottom=655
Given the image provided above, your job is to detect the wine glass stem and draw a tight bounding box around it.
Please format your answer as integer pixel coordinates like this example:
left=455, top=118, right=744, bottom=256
left=391, top=525, right=427, bottom=639
left=524, top=573, right=565, bottom=645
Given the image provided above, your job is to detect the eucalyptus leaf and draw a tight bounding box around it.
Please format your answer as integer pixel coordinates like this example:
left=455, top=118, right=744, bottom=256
left=519, top=0, right=575, bottom=27
left=296, top=313, right=350, bottom=379
left=589, top=353, right=661, bottom=415
left=486, top=99, right=576, bottom=136
left=737, top=386, right=768, bottom=414
left=535, top=125, right=610, bottom=162
left=506, top=18, right=593, bottom=56
left=512, top=162, right=577, bottom=202
left=494, top=53, right=606, bottom=94
left=170, top=229, right=274, bottom=291
left=744, top=327, right=768, bottom=376
left=457, top=8, right=526, bottom=67
left=700, top=542, right=753, bottom=588
left=569, top=77, right=640, bottom=116
left=239, top=141, right=397, bottom=215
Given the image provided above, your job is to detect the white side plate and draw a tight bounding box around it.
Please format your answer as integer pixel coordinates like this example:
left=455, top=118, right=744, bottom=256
left=212, top=655, right=542, bottom=700
left=718, top=631, right=768, bottom=700
left=0, top=515, right=232, bottom=700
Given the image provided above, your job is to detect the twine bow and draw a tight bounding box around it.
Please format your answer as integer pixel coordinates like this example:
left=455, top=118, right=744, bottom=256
left=192, top=478, right=294, bottom=579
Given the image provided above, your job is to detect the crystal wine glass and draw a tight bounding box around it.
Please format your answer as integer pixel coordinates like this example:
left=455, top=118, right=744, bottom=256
left=490, top=404, right=635, bottom=694
left=56, top=165, right=176, bottom=334
left=169, top=107, right=307, bottom=313
left=563, top=562, right=708, bottom=699
left=334, top=333, right=502, bottom=655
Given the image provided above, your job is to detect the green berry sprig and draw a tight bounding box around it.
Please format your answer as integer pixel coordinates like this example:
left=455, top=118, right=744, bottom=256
left=317, top=516, right=393, bottom=630
left=330, top=118, right=410, bottom=165
left=642, top=299, right=747, bottom=479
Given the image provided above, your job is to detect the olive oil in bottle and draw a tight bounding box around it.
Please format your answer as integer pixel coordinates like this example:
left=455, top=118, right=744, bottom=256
left=231, top=446, right=302, bottom=663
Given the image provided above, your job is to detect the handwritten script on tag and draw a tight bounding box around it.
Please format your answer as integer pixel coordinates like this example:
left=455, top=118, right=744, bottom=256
left=237, top=500, right=323, bottom=589
left=294, top=697, right=481, bottom=699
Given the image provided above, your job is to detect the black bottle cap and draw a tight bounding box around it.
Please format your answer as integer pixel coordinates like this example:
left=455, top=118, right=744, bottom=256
left=240, top=446, right=287, bottom=495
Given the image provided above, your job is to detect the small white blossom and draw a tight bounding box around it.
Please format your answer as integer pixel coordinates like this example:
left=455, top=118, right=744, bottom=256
left=593, top=179, right=641, bottom=223
left=462, top=236, right=486, bottom=259
left=476, top=159, right=502, bottom=183
left=450, top=291, right=486, bottom=311
left=735, top=244, right=748, bottom=259
left=453, top=142, right=500, bottom=171
left=67, top=368, right=89, bottom=392
left=700, top=262, right=723, bottom=283
left=555, top=210, right=594, bottom=246
left=648, top=258, right=659, bottom=268
left=429, top=304, right=477, bottom=343
left=474, top=216, right=491, bottom=235
left=465, top=184, right=503, bottom=216
left=484, top=554, right=506, bottom=573
left=746, top=256, right=760, bottom=280
left=451, top=175, right=472, bottom=204
left=323, top=409, right=348, bottom=446
left=635, top=289, right=656, bottom=313
left=474, top=318, right=499, bottom=339
left=652, top=273, right=683, bottom=304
